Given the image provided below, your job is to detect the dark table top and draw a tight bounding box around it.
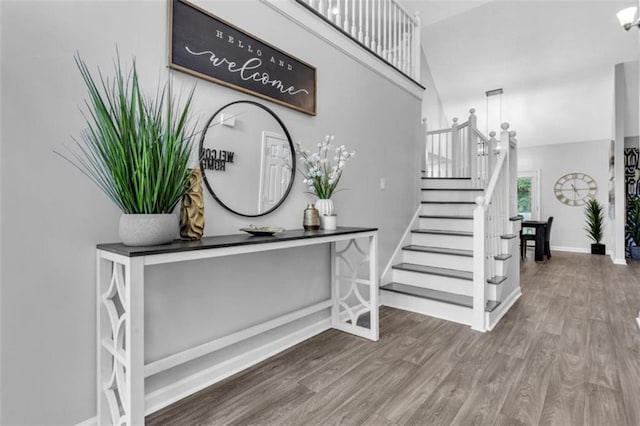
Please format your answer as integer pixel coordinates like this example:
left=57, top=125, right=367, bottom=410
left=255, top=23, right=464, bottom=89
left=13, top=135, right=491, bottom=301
left=97, top=226, right=378, bottom=257
left=522, top=220, right=547, bottom=226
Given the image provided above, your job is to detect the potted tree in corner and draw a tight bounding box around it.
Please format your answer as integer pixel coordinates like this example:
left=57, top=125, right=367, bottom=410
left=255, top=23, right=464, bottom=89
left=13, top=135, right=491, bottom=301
left=585, top=199, right=606, bottom=255
left=57, top=54, right=196, bottom=246
left=628, top=197, right=640, bottom=259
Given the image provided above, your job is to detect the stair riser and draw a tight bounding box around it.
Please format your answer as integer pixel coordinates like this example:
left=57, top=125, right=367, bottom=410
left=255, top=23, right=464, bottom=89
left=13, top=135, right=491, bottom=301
left=419, top=217, right=473, bottom=232
left=381, top=290, right=473, bottom=325
left=421, top=203, right=475, bottom=216
left=391, top=269, right=473, bottom=296
left=421, top=191, right=480, bottom=202
left=421, top=178, right=476, bottom=190
left=402, top=250, right=473, bottom=272
left=411, top=233, right=473, bottom=250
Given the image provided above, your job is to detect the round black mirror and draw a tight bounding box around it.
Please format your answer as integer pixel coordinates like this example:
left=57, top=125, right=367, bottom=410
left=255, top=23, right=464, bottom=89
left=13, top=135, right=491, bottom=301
left=199, top=100, right=296, bottom=217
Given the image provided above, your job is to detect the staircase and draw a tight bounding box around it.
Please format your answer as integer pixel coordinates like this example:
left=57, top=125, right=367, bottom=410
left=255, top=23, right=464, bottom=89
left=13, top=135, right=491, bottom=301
left=381, top=111, right=522, bottom=332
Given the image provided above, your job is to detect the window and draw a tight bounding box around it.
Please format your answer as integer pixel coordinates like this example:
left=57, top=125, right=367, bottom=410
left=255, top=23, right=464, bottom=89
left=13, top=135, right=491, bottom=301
left=518, top=170, right=540, bottom=220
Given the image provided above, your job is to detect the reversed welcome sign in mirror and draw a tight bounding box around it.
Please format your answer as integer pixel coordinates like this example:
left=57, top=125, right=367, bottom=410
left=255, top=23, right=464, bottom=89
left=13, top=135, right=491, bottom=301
left=199, top=100, right=296, bottom=217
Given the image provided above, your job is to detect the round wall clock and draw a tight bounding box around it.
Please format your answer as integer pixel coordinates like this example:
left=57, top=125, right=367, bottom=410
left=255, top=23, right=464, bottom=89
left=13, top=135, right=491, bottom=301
left=554, top=173, right=597, bottom=206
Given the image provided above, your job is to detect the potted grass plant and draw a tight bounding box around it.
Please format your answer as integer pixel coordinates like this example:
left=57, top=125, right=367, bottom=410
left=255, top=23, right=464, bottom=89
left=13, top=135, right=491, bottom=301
left=57, top=54, right=196, bottom=246
left=585, top=198, right=606, bottom=255
left=628, top=197, right=640, bottom=259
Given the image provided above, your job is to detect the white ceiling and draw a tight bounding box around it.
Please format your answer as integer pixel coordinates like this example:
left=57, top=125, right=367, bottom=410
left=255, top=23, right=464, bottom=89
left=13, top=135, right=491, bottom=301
left=401, top=0, right=640, bottom=146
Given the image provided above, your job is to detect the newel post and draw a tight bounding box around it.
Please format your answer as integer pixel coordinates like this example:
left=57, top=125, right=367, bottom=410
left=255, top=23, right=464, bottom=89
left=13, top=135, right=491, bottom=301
left=451, top=117, right=460, bottom=177
left=509, top=130, right=518, bottom=217
left=472, top=196, right=487, bottom=332
left=468, top=108, right=478, bottom=185
left=500, top=123, right=511, bottom=223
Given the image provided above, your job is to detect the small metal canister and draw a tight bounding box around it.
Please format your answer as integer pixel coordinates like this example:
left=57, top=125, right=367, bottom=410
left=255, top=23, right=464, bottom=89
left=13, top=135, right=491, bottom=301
left=303, top=204, right=320, bottom=230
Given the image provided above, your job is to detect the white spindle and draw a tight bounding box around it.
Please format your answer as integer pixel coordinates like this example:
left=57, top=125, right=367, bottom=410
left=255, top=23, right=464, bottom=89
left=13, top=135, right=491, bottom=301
left=365, top=0, right=370, bottom=47
left=343, top=0, right=349, bottom=32
left=371, top=0, right=377, bottom=52
left=358, top=0, right=364, bottom=42
left=377, top=0, right=382, bottom=54
left=334, top=0, right=341, bottom=25
left=351, top=0, right=356, bottom=36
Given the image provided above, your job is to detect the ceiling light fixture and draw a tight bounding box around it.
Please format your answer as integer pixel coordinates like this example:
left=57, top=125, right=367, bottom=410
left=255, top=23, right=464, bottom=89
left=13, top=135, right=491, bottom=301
left=617, top=6, right=639, bottom=31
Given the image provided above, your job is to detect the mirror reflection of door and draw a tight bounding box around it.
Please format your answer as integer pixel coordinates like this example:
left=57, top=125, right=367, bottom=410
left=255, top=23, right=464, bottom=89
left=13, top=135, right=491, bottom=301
left=518, top=170, right=540, bottom=220
left=259, top=131, right=290, bottom=214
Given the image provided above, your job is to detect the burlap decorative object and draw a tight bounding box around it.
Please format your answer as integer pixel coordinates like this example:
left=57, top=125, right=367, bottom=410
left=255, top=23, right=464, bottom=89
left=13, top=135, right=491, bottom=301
left=180, top=169, right=205, bottom=240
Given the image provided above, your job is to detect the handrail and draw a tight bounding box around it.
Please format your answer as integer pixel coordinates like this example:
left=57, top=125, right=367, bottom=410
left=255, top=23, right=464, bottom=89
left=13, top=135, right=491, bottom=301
left=380, top=204, right=422, bottom=284
left=482, top=148, right=508, bottom=207
left=473, top=128, right=489, bottom=143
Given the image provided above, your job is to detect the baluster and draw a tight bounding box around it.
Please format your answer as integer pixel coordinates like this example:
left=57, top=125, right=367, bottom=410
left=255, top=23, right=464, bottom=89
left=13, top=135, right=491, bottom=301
left=364, top=0, right=370, bottom=47
left=325, top=0, right=332, bottom=19
left=318, top=0, right=324, bottom=15
left=351, top=0, right=356, bottom=37
left=307, top=0, right=313, bottom=6
left=451, top=117, right=459, bottom=177
left=357, top=0, right=363, bottom=42
left=343, top=0, right=349, bottom=32
left=377, top=0, right=382, bottom=54
left=402, top=13, right=407, bottom=73
left=385, top=0, right=390, bottom=61
left=371, top=0, right=377, bottom=52
left=334, top=0, right=341, bottom=25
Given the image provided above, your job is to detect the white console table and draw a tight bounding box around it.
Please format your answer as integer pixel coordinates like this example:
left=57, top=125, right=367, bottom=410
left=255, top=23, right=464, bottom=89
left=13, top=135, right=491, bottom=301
left=96, top=227, right=378, bottom=425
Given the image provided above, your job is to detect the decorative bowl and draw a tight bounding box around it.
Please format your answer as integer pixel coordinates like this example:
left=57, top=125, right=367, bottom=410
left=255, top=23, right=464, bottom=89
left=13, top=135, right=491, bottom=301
left=239, top=225, right=285, bottom=236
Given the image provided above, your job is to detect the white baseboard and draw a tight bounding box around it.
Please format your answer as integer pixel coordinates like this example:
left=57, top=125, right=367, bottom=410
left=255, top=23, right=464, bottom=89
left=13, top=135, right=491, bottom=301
left=77, top=319, right=331, bottom=426
left=486, top=287, right=522, bottom=331
left=550, top=245, right=590, bottom=254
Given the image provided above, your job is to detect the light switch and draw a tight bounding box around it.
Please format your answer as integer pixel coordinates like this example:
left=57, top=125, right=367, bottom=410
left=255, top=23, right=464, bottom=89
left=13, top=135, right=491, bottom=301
left=380, top=177, right=386, bottom=190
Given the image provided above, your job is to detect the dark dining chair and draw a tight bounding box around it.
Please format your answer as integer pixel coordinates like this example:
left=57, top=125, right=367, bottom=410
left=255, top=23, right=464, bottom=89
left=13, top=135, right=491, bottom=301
left=544, top=216, right=554, bottom=258
left=520, top=216, right=554, bottom=260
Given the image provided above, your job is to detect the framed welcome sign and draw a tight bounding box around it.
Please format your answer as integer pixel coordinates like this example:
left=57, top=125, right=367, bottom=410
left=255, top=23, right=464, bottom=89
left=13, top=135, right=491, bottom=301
left=169, top=0, right=317, bottom=116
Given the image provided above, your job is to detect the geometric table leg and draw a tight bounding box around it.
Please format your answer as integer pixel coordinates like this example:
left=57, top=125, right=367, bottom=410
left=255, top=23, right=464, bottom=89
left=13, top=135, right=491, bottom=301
left=97, top=252, right=144, bottom=425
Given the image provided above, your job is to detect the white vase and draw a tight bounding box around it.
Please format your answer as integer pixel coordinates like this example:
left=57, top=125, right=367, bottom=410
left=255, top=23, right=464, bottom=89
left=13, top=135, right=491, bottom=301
left=119, top=214, right=178, bottom=246
left=315, top=199, right=335, bottom=229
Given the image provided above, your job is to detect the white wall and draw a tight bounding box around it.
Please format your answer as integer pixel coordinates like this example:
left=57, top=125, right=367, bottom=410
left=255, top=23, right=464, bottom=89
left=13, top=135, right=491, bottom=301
left=519, top=139, right=610, bottom=252
left=420, top=49, right=448, bottom=130
left=0, top=1, right=421, bottom=424
left=624, top=60, right=639, bottom=138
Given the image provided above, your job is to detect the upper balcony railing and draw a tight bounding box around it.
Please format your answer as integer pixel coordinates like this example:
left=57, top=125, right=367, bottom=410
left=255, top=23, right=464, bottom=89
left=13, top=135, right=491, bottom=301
left=296, top=0, right=421, bottom=80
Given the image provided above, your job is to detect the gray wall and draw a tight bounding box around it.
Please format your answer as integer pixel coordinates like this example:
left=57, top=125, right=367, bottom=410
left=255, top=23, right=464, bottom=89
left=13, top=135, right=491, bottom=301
left=0, top=1, right=421, bottom=424
left=518, top=139, right=610, bottom=252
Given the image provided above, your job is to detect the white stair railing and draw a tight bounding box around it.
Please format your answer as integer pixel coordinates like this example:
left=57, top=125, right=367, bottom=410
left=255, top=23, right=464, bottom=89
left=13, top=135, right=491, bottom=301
left=298, top=0, right=421, bottom=79
left=424, top=109, right=499, bottom=188
left=471, top=123, right=517, bottom=331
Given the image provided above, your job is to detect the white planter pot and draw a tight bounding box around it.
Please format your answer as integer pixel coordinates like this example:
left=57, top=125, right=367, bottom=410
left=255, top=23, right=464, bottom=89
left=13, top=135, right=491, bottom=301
left=315, top=199, right=335, bottom=229
left=119, top=214, right=178, bottom=246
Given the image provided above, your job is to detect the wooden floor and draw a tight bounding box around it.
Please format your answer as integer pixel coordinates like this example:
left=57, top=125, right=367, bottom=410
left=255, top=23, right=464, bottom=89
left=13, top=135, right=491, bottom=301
left=147, top=251, right=640, bottom=425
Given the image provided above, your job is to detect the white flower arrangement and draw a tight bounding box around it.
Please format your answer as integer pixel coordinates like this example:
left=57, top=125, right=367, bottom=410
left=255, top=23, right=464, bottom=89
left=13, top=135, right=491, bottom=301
left=296, top=135, right=356, bottom=199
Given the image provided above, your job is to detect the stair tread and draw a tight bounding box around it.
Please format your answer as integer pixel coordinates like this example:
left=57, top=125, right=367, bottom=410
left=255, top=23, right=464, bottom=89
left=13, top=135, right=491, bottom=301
left=420, top=215, right=473, bottom=220
left=382, top=282, right=500, bottom=312
left=392, top=262, right=473, bottom=280
left=494, top=253, right=512, bottom=261
left=421, top=201, right=476, bottom=204
left=421, top=177, right=471, bottom=180
left=382, top=282, right=472, bottom=307
left=421, top=188, right=483, bottom=191
left=501, top=234, right=518, bottom=240
left=486, top=300, right=501, bottom=312
left=403, top=245, right=473, bottom=257
left=487, top=275, right=507, bottom=285
left=412, top=229, right=473, bottom=237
